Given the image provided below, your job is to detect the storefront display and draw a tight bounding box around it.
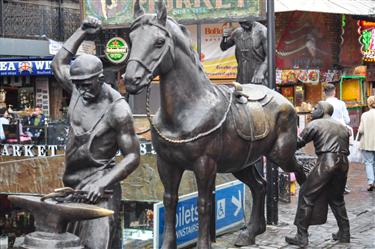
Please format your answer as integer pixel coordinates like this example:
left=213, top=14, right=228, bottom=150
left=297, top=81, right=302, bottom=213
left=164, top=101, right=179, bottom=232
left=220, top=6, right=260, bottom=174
left=358, top=20, right=375, bottom=63
left=340, top=75, right=366, bottom=107
left=276, top=68, right=326, bottom=109
left=35, top=77, right=50, bottom=117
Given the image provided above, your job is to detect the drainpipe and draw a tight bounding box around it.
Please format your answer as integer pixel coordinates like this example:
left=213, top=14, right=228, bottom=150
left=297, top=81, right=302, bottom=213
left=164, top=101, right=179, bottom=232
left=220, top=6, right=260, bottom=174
left=266, top=0, right=279, bottom=226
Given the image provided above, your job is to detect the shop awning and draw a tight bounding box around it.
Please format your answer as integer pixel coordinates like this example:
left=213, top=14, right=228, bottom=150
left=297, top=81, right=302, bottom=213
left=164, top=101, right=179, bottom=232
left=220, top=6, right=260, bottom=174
left=275, top=0, right=375, bottom=16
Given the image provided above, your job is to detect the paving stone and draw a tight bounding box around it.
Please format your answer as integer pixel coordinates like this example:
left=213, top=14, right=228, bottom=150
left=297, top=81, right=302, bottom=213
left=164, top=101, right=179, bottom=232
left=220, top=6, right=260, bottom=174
left=209, top=164, right=375, bottom=249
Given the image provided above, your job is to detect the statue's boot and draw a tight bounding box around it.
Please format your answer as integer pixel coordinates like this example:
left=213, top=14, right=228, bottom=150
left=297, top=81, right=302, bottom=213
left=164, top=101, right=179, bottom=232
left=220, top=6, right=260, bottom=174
left=332, top=230, right=350, bottom=243
left=330, top=201, right=350, bottom=243
left=285, top=227, right=308, bottom=248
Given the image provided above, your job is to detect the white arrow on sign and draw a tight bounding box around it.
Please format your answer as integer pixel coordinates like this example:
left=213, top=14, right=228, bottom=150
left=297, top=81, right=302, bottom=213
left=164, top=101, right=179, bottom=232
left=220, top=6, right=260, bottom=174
left=231, top=190, right=242, bottom=216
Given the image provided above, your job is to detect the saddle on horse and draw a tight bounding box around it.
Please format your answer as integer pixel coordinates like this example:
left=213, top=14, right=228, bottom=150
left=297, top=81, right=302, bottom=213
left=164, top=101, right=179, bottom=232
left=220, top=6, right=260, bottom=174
left=229, top=83, right=272, bottom=141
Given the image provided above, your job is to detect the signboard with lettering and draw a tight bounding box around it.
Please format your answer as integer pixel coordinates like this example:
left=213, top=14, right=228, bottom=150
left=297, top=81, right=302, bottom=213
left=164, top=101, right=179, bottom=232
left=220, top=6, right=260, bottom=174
left=358, top=20, right=375, bottom=63
left=153, top=180, right=245, bottom=248
left=0, top=60, right=52, bottom=76
left=81, top=0, right=265, bottom=27
left=0, top=141, right=157, bottom=157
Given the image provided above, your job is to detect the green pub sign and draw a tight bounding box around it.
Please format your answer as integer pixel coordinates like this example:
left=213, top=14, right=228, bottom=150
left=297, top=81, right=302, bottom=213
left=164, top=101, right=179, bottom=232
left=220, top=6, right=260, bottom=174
left=82, top=0, right=265, bottom=27
left=105, top=37, right=129, bottom=64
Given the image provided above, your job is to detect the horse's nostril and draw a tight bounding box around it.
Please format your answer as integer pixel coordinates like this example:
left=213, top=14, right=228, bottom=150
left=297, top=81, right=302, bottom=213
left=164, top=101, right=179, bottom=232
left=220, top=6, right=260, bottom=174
left=124, top=74, right=142, bottom=84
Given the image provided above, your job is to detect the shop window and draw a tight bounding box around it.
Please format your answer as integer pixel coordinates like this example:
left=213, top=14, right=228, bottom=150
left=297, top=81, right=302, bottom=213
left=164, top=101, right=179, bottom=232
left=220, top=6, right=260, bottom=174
left=10, top=76, right=22, bottom=87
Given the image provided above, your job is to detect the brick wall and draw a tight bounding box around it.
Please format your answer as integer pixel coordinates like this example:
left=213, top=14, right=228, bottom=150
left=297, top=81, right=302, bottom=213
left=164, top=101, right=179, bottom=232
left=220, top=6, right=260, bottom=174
left=339, top=15, right=363, bottom=67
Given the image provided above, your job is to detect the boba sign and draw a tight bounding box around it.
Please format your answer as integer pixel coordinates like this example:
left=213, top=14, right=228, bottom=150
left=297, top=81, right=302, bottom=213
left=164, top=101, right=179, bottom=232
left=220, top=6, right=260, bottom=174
left=105, top=37, right=129, bottom=64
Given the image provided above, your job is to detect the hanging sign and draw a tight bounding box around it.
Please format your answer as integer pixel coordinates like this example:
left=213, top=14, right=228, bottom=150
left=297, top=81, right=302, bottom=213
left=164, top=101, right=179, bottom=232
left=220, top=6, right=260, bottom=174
left=358, top=20, right=375, bottom=63
left=105, top=37, right=129, bottom=64
left=81, top=0, right=265, bottom=27
left=0, top=61, right=52, bottom=76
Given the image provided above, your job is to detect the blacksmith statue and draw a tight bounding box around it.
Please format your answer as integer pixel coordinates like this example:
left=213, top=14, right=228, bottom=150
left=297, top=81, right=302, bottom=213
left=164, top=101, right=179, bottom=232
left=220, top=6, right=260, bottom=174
left=51, top=17, right=140, bottom=249
left=220, top=20, right=267, bottom=85
left=286, top=101, right=350, bottom=247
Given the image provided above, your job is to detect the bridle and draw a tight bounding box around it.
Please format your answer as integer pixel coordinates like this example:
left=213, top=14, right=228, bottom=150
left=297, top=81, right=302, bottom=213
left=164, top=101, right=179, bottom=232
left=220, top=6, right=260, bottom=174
left=127, top=19, right=174, bottom=83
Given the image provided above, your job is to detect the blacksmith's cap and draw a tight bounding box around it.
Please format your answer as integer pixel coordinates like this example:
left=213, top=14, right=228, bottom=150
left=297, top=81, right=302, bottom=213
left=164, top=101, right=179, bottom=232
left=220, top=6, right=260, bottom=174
left=70, top=54, right=103, bottom=81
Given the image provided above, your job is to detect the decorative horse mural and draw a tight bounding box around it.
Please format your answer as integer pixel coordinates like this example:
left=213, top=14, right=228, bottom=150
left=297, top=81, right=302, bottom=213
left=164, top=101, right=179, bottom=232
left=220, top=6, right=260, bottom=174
left=124, top=1, right=306, bottom=248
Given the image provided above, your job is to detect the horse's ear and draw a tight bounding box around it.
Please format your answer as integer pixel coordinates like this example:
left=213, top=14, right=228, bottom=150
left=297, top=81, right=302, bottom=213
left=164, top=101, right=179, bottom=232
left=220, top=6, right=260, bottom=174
left=134, top=0, right=145, bottom=18
left=157, top=1, right=167, bottom=26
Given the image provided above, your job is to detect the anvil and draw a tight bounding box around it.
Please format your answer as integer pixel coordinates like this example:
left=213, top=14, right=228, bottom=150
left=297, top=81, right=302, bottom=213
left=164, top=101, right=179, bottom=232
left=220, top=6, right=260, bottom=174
left=8, top=195, right=114, bottom=249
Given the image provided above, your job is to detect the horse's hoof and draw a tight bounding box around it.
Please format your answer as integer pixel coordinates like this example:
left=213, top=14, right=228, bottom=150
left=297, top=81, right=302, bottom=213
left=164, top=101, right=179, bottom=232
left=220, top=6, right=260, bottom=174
left=234, top=231, right=255, bottom=247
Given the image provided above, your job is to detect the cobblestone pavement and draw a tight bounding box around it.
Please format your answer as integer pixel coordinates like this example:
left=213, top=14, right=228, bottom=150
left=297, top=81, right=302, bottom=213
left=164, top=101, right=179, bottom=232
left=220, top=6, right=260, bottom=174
left=211, top=163, right=375, bottom=249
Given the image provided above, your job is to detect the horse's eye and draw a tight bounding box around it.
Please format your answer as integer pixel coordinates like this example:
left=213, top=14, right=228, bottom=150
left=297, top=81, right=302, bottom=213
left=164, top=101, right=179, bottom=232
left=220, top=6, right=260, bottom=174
left=155, top=38, right=165, bottom=47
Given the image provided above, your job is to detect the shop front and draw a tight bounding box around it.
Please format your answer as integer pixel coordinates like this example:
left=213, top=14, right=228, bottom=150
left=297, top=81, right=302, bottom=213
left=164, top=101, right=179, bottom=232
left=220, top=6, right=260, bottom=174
left=0, top=58, right=70, bottom=147
left=273, top=10, right=374, bottom=133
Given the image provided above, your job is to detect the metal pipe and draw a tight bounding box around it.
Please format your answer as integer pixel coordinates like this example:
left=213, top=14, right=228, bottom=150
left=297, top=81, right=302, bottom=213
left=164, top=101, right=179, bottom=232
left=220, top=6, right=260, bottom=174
left=267, top=0, right=276, bottom=89
left=266, top=0, right=279, bottom=226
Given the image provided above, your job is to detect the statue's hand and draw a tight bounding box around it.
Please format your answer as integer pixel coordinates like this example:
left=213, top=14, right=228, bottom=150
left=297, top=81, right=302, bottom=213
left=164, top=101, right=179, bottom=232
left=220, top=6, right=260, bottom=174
left=80, top=180, right=106, bottom=204
left=251, top=73, right=265, bottom=84
left=223, top=28, right=232, bottom=38
left=81, top=16, right=102, bottom=35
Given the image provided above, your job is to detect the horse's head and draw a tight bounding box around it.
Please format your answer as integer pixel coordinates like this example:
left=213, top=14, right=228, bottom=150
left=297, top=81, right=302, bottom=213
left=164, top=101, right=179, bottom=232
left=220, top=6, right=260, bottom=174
left=124, top=0, right=174, bottom=94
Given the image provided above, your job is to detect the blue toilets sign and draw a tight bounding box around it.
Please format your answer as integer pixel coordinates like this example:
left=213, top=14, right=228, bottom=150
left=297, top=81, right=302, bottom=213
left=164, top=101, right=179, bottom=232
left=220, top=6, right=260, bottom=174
left=153, top=180, right=245, bottom=249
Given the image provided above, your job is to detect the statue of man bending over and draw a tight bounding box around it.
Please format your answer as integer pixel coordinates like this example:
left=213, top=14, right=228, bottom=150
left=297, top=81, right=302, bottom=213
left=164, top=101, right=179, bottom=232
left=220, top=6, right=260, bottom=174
left=286, top=101, right=350, bottom=247
left=51, top=17, right=140, bottom=249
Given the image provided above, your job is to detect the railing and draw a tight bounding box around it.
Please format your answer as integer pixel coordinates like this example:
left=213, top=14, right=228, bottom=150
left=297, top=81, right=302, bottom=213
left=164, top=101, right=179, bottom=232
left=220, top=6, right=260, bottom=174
left=0, top=0, right=80, bottom=41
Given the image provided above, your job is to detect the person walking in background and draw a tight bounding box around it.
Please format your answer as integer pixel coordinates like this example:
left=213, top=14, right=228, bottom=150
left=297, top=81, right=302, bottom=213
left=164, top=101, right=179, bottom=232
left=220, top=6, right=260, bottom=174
left=358, top=96, right=375, bottom=191
left=324, top=83, right=350, bottom=125
left=324, top=83, right=351, bottom=194
left=0, top=108, right=10, bottom=142
left=25, top=106, right=46, bottom=143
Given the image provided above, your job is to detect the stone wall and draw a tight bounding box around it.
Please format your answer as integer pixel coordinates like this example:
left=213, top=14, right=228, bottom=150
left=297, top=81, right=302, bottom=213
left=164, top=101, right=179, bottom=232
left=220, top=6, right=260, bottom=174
left=0, top=154, right=236, bottom=201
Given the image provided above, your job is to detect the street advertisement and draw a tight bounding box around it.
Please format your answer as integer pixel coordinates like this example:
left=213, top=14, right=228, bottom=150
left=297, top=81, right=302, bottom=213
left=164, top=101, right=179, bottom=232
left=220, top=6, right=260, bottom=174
left=187, top=23, right=238, bottom=79
left=153, top=180, right=245, bottom=248
left=81, top=0, right=265, bottom=27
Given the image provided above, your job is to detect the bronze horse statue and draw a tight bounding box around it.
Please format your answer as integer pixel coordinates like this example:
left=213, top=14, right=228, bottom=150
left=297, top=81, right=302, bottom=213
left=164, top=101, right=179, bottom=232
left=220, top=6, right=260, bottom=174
left=124, top=1, right=306, bottom=248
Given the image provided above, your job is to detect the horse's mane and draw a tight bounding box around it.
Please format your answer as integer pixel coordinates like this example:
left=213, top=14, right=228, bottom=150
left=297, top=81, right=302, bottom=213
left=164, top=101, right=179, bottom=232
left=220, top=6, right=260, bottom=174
left=131, top=14, right=205, bottom=73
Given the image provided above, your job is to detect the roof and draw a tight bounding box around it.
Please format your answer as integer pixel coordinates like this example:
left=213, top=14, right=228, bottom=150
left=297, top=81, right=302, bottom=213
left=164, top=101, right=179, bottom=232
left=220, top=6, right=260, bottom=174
left=275, top=0, right=375, bottom=16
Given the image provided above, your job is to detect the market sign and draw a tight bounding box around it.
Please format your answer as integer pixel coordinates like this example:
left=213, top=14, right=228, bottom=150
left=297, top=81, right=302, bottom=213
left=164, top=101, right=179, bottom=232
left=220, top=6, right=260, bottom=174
left=358, top=20, right=375, bottom=63
left=0, top=141, right=156, bottom=157
left=81, top=0, right=265, bottom=27
left=105, top=37, right=129, bottom=64
left=0, top=60, right=52, bottom=76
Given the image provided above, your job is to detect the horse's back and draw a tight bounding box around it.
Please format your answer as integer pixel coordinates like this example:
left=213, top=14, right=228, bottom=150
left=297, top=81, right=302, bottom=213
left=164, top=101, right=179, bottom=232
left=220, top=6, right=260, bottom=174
left=238, top=84, right=297, bottom=134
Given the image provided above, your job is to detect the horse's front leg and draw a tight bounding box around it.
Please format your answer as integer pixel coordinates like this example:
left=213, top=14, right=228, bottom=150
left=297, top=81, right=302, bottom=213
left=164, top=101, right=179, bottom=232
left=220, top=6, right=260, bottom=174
left=157, top=156, right=184, bottom=249
left=194, top=156, right=217, bottom=249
